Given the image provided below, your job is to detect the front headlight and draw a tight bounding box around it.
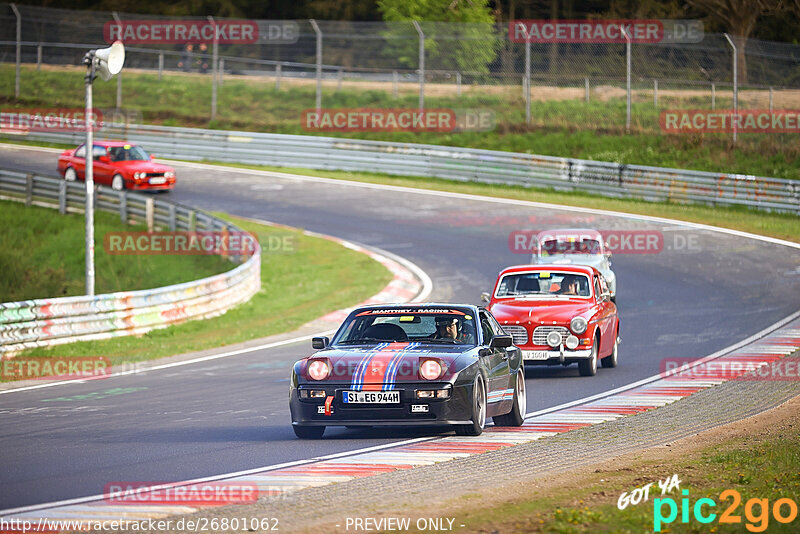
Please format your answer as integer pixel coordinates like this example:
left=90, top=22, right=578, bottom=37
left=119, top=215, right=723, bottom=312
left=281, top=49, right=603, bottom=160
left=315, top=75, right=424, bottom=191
left=164, top=171, right=175, bottom=178
left=570, top=316, right=588, bottom=335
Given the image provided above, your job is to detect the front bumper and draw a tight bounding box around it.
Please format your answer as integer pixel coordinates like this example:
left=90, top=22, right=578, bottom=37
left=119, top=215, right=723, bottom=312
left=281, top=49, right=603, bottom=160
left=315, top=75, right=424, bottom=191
left=289, top=382, right=474, bottom=427
left=521, top=347, right=593, bottom=365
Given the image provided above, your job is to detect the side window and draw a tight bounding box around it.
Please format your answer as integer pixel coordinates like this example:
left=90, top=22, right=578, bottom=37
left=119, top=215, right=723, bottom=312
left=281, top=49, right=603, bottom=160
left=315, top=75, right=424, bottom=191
left=479, top=314, right=494, bottom=345
left=92, top=145, right=107, bottom=160
left=594, top=276, right=603, bottom=300
left=75, top=144, right=86, bottom=158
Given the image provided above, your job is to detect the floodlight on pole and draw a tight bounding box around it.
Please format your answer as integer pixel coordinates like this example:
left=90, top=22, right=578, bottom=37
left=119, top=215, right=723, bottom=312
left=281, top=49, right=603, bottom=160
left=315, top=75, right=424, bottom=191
left=82, top=40, right=125, bottom=296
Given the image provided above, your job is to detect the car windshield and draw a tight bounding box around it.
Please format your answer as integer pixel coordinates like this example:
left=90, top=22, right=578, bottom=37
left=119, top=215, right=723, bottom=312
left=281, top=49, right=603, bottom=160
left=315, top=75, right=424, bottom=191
left=331, top=308, right=478, bottom=346
left=495, top=272, right=591, bottom=298
left=107, top=145, right=150, bottom=162
left=540, top=237, right=602, bottom=256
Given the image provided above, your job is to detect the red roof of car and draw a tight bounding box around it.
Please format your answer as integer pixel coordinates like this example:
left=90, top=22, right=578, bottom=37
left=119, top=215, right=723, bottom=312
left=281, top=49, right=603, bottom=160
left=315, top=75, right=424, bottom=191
left=497, top=264, right=598, bottom=277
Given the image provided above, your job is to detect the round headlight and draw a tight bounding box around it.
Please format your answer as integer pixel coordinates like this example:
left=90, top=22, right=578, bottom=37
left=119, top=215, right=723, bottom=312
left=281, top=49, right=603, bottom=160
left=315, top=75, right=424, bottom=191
left=307, top=359, right=330, bottom=381
left=419, top=359, right=443, bottom=380
left=565, top=335, right=579, bottom=350
left=570, top=316, right=588, bottom=335
left=546, top=331, right=562, bottom=348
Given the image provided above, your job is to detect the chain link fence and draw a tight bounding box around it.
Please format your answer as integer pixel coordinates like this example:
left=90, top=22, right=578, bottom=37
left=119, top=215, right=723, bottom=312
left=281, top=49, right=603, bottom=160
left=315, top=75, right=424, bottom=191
left=1, top=3, right=799, bottom=138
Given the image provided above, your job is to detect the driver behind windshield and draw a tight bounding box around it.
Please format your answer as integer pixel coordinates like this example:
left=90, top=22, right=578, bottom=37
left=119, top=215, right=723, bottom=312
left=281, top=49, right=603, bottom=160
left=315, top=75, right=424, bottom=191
left=434, top=316, right=460, bottom=339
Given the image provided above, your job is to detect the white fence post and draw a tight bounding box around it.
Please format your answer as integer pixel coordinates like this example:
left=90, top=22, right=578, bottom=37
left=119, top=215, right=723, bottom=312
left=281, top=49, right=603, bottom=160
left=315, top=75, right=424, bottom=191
left=310, top=19, right=322, bottom=112
left=413, top=21, right=425, bottom=111
left=724, top=33, right=738, bottom=144
left=10, top=3, right=20, bottom=99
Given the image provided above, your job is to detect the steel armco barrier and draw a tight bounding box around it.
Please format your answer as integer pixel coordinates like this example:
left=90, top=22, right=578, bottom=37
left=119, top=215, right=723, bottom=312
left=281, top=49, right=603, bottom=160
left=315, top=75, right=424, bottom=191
left=0, top=169, right=261, bottom=355
left=7, top=122, right=799, bottom=214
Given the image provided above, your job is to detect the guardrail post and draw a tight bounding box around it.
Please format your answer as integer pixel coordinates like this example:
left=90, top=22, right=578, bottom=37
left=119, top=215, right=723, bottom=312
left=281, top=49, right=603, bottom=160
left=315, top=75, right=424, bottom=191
left=158, top=52, right=163, bottom=81
left=10, top=3, right=21, bottom=99
left=168, top=203, right=176, bottom=231
left=189, top=210, right=196, bottom=231
left=25, top=173, right=33, bottom=206
left=413, top=21, right=425, bottom=111
left=119, top=190, right=127, bottom=223
left=618, top=164, right=626, bottom=188
left=145, top=197, right=154, bottom=232
left=37, top=44, right=42, bottom=71
left=59, top=180, right=67, bottom=214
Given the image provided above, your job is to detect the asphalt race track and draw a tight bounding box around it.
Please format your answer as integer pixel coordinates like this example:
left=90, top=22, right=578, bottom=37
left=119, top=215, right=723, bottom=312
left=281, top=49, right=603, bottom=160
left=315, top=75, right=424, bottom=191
left=1, top=145, right=799, bottom=510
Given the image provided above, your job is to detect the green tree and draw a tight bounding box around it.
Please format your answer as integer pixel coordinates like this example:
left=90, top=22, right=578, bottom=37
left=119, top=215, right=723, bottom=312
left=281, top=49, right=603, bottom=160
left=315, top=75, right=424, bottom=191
left=377, top=0, right=500, bottom=74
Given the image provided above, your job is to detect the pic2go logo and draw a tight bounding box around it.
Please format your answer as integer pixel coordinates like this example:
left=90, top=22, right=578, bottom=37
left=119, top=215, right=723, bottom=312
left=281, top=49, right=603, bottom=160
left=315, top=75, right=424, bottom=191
left=653, top=489, right=799, bottom=532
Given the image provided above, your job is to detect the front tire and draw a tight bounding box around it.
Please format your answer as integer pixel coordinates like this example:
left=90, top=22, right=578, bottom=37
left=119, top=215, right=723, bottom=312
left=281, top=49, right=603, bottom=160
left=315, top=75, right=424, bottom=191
left=493, top=368, right=526, bottom=427
left=455, top=375, right=486, bottom=436
left=64, top=167, right=77, bottom=182
left=579, top=336, right=599, bottom=376
left=601, top=330, right=619, bottom=368
left=111, top=174, right=125, bottom=191
left=293, top=425, right=325, bottom=439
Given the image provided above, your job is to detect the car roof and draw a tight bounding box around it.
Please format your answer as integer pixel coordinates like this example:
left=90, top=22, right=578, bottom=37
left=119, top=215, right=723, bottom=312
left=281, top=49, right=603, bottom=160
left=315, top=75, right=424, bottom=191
left=350, top=303, right=480, bottom=314
left=83, top=140, right=138, bottom=147
left=535, top=228, right=603, bottom=240
left=498, top=264, right=598, bottom=277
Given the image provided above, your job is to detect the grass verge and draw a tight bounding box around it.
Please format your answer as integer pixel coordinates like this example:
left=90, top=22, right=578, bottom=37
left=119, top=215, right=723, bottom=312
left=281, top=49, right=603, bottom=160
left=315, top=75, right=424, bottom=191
left=210, top=163, right=800, bottom=243
left=6, top=212, right=393, bottom=373
left=1, top=64, right=798, bottom=180
left=0, top=199, right=231, bottom=301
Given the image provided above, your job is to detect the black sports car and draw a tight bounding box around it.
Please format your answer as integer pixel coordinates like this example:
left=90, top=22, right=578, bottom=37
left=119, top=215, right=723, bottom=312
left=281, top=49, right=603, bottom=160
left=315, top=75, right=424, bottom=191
left=289, top=304, right=526, bottom=438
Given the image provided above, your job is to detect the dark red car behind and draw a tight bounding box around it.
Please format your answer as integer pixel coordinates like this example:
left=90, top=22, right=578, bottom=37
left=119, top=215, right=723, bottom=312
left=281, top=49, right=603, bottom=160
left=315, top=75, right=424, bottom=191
left=57, top=141, right=176, bottom=191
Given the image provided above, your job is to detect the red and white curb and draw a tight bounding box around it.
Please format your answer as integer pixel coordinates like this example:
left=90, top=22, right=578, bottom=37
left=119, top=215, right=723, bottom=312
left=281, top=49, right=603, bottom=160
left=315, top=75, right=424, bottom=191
left=4, top=315, right=799, bottom=525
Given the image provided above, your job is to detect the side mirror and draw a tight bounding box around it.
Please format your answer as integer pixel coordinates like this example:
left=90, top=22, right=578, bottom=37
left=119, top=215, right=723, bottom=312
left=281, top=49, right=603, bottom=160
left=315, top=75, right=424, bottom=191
left=311, top=336, right=329, bottom=349
left=150, top=154, right=155, bottom=160
left=98, top=155, right=110, bottom=163
left=490, top=334, right=513, bottom=348
left=600, top=291, right=611, bottom=301
left=480, top=292, right=490, bottom=304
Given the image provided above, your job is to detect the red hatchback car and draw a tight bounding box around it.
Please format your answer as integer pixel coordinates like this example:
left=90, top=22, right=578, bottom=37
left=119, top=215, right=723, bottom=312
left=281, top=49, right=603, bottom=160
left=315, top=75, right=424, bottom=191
left=483, top=264, right=619, bottom=376
left=57, top=141, right=176, bottom=191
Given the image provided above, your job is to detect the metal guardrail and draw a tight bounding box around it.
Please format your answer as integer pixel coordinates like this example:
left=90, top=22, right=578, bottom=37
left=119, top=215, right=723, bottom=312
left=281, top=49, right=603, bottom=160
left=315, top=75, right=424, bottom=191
left=9, top=123, right=800, bottom=214
left=0, top=169, right=261, bottom=355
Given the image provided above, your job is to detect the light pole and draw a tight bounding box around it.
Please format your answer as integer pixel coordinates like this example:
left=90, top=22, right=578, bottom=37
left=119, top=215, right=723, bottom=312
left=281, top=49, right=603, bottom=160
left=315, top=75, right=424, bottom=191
left=82, top=40, right=124, bottom=296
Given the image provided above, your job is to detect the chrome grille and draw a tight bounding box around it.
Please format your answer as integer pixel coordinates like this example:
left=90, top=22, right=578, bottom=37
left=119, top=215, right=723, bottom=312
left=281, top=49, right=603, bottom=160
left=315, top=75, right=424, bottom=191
left=532, top=326, right=569, bottom=346
left=501, top=325, right=528, bottom=345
